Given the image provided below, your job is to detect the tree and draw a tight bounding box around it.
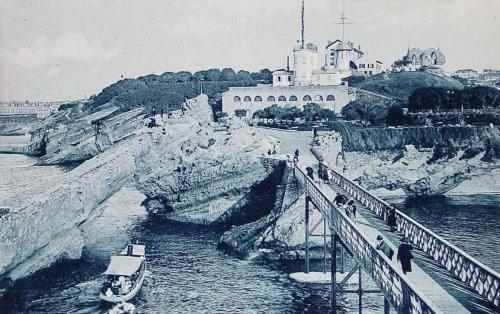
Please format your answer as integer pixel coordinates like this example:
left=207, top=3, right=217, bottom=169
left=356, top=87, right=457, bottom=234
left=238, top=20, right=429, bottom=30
left=236, top=70, right=253, bottom=83
left=281, top=106, right=302, bottom=123
left=303, top=103, right=321, bottom=121
left=234, top=109, right=247, bottom=117
left=252, top=109, right=264, bottom=121
left=318, top=108, right=336, bottom=121
left=175, top=71, right=192, bottom=82
left=221, top=68, right=236, bottom=81
left=205, top=68, right=222, bottom=81
left=193, top=70, right=207, bottom=81
left=386, top=105, right=405, bottom=126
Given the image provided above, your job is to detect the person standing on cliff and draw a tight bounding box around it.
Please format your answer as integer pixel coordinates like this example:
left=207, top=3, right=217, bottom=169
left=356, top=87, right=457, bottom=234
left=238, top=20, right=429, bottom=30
left=397, top=237, right=414, bottom=274
left=388, top=209, right=397, bottom=232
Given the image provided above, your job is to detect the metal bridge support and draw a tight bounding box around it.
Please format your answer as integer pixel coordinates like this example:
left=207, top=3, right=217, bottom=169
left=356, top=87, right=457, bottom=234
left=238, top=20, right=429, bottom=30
left=331, top=230, right=337, bottom=314
left=358, top=267, right=363, bottom=314
left=323, top=218, right=327, bottom=273
left=304, top=196, right=310, bottom=273
left=384, top=297, right=390, bottom=314
left=340, top=245, right=345, bottom=273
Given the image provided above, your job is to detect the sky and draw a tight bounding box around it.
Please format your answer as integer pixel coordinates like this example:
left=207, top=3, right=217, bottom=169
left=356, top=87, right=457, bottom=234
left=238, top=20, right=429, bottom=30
left=0, top=0, right=499, bottom=101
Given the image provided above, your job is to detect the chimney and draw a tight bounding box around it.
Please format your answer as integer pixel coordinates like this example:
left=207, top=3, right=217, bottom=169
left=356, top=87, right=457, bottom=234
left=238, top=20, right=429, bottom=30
left=287, top=56, right=290, bottom=71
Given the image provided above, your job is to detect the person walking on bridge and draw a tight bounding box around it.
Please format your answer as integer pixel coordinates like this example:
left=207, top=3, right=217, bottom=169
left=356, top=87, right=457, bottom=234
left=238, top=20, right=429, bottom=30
left=376, top=235, right=394, bottom=260
left=397, top=237, right=414, bottom=274
left=387, top=209, right=397, bottom=232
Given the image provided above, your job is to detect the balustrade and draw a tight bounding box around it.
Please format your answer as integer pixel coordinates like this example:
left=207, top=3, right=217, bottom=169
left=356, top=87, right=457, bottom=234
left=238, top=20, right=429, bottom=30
left=322, top=163, right=500, bottom=308
left=294, top=165, right=440, bottom=313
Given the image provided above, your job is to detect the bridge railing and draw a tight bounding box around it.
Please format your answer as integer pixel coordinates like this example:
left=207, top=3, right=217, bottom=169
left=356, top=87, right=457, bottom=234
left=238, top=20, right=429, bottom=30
left=294, top=165, right=441, bottom=314
left=322, top=162, right=500, bottom=308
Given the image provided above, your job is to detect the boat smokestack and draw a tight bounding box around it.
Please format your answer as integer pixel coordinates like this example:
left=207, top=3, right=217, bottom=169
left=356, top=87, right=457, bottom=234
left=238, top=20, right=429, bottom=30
left=287, top=56, right=290, bottom=71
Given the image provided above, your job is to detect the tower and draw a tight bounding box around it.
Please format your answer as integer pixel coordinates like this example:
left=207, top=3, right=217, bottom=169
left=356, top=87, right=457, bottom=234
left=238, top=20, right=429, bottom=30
left=293, top=0, right=318, bottom=86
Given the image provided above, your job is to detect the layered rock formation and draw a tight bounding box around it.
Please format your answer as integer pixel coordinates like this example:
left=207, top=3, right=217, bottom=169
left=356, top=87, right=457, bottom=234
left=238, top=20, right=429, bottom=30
left=33, top=106, right=145, bottom=165
left=0, top=140, right=138, bottom=290
left=0, top=94, right=282, bottom=293
left=133, top=97, right=279, bottom=225
left=315, top=129, right=500, bottom=196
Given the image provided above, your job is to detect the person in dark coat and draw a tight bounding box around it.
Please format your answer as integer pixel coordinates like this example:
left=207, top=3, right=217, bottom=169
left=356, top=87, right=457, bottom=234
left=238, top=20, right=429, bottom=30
left=397, top=237, right=414, bottom=274
left=387, top=209, right=397, bottom=232
left=306, top=167, right=314, bottom=181
left=333, top=194, right=348, bottom=207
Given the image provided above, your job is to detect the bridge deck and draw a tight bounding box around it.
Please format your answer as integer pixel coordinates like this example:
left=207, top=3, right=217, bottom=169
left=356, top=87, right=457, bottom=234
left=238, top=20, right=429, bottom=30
left=324, top=179, right=475, bottom=313
left=257, top=127, right=498, bottom=313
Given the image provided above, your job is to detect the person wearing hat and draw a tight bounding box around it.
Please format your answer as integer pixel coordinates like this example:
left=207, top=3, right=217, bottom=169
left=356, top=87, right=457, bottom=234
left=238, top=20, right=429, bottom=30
left=397, top=237, right=414, bottom=274
left=376, top=235, right=394, bottom=260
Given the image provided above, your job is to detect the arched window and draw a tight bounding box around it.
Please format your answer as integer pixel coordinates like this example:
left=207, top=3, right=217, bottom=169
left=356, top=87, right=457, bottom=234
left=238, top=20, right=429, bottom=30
left=289, top=95, right=298, bottom=101
left=267, top=96, right=275, bottom=101
left=411, top=55, right=417, bottom=65
left=244, top=96, right=251, bottom=101
left=326, top=95, right=335, bottom=101
left=315, top=95, right=324, bottom=101
left=278, top=95, right=286, bottom=101
left=254, top=96, right=262, bottom=101
left=303, top=95, right=312, bottom=101
left=431, top=52, right=437, bottom=65
left=233, top=96, right=241, bottom=102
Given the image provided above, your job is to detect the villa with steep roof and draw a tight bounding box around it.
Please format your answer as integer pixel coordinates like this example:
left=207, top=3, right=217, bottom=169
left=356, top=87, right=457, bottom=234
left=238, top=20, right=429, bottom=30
left=402, top=48, right=446, bottom=71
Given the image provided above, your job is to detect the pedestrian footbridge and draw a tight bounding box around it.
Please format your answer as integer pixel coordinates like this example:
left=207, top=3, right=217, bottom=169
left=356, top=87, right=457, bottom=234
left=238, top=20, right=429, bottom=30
left=291, top=161, right=499, bottom=314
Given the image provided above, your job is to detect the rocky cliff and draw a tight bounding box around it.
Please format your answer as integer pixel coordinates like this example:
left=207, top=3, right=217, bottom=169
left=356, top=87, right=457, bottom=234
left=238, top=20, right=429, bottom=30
left=315, top=129, right=500, bottom=196
left=329, top=122, right=498, bottom=152
left=32, top=106, right=145, bottom=165
left=132, top=97, right=279, bottom=226
left=0, top=95, right=281, bottom=294
left=0, top=140, right=138, bottom=291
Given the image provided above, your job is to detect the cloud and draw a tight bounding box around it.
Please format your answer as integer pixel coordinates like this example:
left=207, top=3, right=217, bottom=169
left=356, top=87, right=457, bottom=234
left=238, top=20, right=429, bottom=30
left=3, top=32, right=120, bottom=69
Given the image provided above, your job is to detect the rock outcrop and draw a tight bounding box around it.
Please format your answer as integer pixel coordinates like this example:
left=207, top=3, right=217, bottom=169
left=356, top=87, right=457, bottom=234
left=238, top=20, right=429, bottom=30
left=133, top=97, right=280, bottom=225
left=0, top=139, right=138, bottom=290
left=0, top=94, right=283, bottom=293
left=316, top=130, right=500, bottom=196
left=33, top=106, right=145, bottom=165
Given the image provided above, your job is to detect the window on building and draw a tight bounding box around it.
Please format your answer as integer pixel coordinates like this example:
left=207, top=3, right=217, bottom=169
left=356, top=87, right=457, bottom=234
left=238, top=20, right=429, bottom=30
left=244, top=96, right=251, bottom=101
left=233, top=96, right=241, bottom=102
left=254, top=96, right=262, bottom=101
left=289, top=95, right=298, bottom=101
left=267, top=96, right=275, bottom=101
left=288, top=76, right=291, bottom=81
left=359, top=64, right=365, bottom=68
left=326, top=95, right=335, bottom=101
left=278, top=96, right=286, bottom=101
left=303, top=95, right=312, bottom=101
left=278, top=76, right=281, bottom=82
left=314, top=95, right=323, bottom=101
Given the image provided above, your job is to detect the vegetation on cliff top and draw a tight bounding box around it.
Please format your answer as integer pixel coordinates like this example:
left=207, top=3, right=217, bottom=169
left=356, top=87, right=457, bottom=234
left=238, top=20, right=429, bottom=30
left=357, top=71, right=463, bottom=100
left=88, top=68, right=272, bottom=113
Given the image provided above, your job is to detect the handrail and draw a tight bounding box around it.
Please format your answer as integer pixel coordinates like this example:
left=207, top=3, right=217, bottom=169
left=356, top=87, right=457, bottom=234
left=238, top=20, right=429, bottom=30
left=321, top=162, right=500, bottom=308
left=294, top=165, right=442, bottom=314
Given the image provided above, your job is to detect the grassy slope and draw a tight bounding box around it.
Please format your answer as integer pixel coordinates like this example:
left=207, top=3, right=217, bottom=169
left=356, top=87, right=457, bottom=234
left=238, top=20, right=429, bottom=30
left=358, top=71, right=463, bottom=101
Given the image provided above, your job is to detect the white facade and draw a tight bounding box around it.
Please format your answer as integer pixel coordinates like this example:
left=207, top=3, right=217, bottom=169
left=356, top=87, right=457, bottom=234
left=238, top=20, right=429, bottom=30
left=452, top=69, right=479, bottom=80
left=356, top=54, right=383, bottom=76
left=222, top=84, right=353, bottom=118
left=293, top=43, right=320, bottom=86
left=272, top=70, right=294, bottom=86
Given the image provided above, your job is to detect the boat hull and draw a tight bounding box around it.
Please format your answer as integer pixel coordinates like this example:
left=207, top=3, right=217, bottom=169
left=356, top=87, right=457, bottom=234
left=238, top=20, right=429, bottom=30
left=99, top=264, right=146, bottom=303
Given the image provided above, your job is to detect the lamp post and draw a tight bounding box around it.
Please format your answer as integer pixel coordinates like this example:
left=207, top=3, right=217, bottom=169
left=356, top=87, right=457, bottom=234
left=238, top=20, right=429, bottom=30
left=199, top=78, right=204, bottom=95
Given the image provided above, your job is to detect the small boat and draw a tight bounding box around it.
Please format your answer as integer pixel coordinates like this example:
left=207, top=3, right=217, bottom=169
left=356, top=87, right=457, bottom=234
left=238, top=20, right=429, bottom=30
left=99, top=244, right=146, bottom=303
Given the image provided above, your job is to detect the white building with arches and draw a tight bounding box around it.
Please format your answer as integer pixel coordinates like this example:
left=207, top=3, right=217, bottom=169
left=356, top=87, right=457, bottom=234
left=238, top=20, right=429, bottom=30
left=222, top=84, right=353, bottom=119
